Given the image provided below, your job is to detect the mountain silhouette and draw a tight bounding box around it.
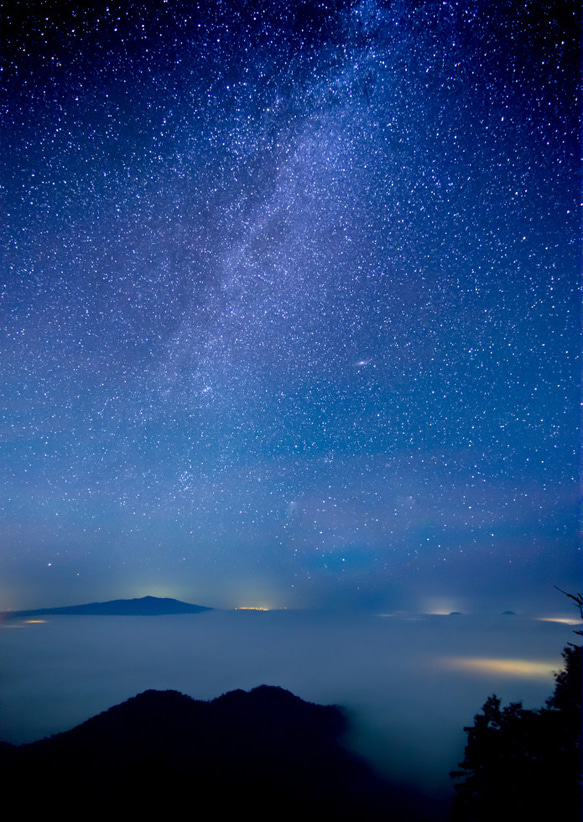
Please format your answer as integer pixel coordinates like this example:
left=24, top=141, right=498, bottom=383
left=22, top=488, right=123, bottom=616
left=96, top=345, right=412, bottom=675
left=3, top=595, right=211, bottom=618
left=0, top=686, right=420, bottom=820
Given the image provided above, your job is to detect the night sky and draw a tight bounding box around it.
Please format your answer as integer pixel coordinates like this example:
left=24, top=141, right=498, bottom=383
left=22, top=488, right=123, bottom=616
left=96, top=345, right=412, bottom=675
left=1, top=0, right=580, bottom=612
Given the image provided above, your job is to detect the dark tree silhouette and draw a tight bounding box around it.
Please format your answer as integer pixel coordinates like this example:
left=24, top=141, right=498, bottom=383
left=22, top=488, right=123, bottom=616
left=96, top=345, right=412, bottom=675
left=451, top=594, right=582, bottom=820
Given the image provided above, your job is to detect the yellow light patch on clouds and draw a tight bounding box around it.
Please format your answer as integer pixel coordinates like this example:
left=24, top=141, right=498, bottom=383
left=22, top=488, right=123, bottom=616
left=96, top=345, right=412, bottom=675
left=536, top=617, right=582, bottom=626
left=440, top=657, right=557, bottom=679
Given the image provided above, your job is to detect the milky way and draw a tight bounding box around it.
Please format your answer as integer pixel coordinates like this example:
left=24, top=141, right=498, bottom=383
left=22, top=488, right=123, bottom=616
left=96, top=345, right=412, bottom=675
left=1, top=1, right=580, bottom=610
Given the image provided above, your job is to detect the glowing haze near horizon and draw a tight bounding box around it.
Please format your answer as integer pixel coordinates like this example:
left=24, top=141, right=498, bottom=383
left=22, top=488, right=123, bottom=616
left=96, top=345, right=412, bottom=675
left=1, top=0, right=580, bottom=612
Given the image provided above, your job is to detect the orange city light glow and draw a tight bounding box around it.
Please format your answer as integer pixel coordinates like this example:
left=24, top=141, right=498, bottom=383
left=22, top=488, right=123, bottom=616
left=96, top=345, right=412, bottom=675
left=235, top=606, right=270, bottom=611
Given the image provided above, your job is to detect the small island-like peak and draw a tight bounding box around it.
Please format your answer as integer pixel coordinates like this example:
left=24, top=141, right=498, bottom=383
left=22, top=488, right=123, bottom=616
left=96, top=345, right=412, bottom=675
left=3, top=596, right=212, bottom=619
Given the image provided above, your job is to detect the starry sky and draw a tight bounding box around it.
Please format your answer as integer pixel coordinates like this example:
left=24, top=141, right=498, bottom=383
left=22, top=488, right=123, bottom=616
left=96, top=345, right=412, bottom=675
left=1, top=0, right=580, bottom=612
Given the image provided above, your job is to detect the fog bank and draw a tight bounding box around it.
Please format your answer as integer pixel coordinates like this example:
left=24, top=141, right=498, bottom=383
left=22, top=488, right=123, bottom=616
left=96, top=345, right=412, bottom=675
left=0, top=610, right=570, bottom=807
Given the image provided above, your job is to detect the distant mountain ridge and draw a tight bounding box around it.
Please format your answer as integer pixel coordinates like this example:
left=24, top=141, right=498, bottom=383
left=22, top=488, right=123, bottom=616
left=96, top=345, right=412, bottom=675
left=0, top=685, right=410, bottom=819
left=3, top=595, right=211, bottom=618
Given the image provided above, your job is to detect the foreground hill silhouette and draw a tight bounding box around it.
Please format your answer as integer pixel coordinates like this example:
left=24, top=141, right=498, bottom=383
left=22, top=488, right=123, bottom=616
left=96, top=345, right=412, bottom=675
left=0, top=685, right=425, bottom=820
left=4, top=595, right=211, bottom=618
